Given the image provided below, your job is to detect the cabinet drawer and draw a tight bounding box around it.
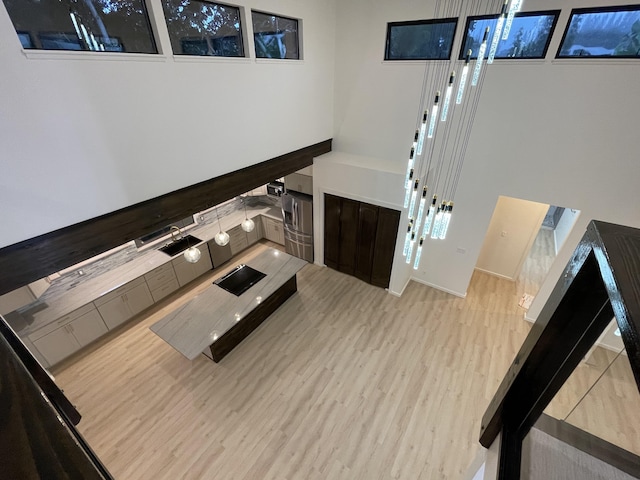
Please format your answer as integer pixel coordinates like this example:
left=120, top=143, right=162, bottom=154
left=28, top=303, right=96, bottom=341
left=145, top=262, right=175, bottom=282
left=94, top=276, right=146, bottom=307
left=145, top=265, right=178, bottom=292
left=150, top=277, right=180, bottom=302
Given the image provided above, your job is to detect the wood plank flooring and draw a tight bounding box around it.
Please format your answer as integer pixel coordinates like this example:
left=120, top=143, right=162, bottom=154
left=53, top=241, right=536, bottom=479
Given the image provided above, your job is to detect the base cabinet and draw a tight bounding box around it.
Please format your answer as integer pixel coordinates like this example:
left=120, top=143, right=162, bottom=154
left=30, top=308, right=108, bottom=366
left=229, top=225, right=249, bottom=256
left=173, top=243, right=213, bottom=286
left=95, top=278, right=154, bottom=330
left=263, top=217, right=285, bottom=245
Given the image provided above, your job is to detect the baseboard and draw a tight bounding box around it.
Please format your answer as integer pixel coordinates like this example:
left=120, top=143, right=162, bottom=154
left=388, top=277, right=411, bottom=297
left=410, top=277, right=467, bottom=298
left=474, top=267, right=515, bottom=281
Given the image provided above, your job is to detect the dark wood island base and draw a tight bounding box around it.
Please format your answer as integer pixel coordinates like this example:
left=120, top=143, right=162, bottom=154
left=207, top=275, right=298, bottom=362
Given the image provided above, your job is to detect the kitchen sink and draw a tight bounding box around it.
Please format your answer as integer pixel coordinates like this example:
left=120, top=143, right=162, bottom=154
left=158, top=235, right=202, bottom=257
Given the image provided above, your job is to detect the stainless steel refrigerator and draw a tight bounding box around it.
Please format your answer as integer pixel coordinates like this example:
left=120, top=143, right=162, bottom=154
left=281, top=191, right=313, bottom=262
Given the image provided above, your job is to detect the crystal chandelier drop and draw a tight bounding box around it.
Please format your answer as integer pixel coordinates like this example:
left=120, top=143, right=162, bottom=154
left=402, top=0, right=523, bottom=271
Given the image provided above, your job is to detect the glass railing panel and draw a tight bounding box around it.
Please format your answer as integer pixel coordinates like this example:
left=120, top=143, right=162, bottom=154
left=565, top=348, right=640, bottom=456
left=543, top=318, right=624, bottom=420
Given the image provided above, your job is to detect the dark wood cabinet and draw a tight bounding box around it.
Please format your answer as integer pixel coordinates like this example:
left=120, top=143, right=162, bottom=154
left=338, top=198, right=359, bottom=276
left=371, top=207, right=401, bottom=288
left=324, top=194, right=342, bottom=270
left=324, top=194, right=400, bottom=288
left=355, top=203, right=379, bottom=283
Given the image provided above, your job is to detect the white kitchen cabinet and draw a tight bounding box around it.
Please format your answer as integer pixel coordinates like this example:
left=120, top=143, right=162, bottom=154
left=33, top=326, right=80, bottom=366
left=172, top=243, right=213, bottom=287
left=94, top=277, right=154, bottom=330
left=246, top=215, right=262, bottom=246
left=229, top=225, right=249, bottom=256
left=262, top=216, right=285, bottom=245
left=29, top=305, right=108, bottom=366
left=145, top=263, right=180, bottom=302
left=284, top=172, right=313, bottom=195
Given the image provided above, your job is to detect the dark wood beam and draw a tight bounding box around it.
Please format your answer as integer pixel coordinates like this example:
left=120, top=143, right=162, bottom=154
left=588, top=221, right=640, bottom=390
left=0, top=140, right=331, bottom=295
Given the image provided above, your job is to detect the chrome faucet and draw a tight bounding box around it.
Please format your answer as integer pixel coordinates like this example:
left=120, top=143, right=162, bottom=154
left=170, top=225, right=182, bottom=242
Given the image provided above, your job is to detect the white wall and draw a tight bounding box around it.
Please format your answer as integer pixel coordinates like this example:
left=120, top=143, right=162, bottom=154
left=0, top=0, right=335, bottom=248
left=553, top=208, right=580, bottom=255
left=476, top=196, right=549, bottom=281
left=330, top=0, right=640, bottom=312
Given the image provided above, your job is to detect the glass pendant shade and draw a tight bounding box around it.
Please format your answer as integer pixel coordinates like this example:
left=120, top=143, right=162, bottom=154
left=441, top=72, right=455, bottom=121
left=183, top=246, right=202, bottom=263
left=456, top=51, right=472, bottom=104
left=431, top=206, right=444, bottom=239
left=427, top=91, right=440, bottom=138
left=502, top=0, right=523, bottom=40
left=406, top=233, right=416, bottom=263
left=413, top=238, right=424, bottom=270
left=403, top=222, right=413, bottom=257
left=416, top=113, right=428, bottom=155
left=422, top=196, right=438, bottom=236
left=488, top=11, right=506, bottom=64
left=408, top=180, right=419, bottom=219
left=472, top=28, right=490, bottom=86
left=215, top=231, right=230, bottom=246
left=241, top=218, right=255, bottom=232
left=404, top=152, right=415, bottom=191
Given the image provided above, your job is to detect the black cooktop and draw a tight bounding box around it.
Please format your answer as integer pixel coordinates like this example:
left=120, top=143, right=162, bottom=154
left=214, top=264, right=266, bottom=297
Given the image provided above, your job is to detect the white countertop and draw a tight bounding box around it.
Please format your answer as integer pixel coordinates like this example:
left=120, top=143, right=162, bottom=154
left=8, top=203, right=284, bottom=337
left=150, top=248, right=307, bottom=360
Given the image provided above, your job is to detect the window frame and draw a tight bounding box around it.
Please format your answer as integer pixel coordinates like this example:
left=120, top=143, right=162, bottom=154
left=3, top=0, right=158, bottom=54
left=384, top=17, right=459, bottom=61
left=556, top=4, right=640, bottom=59
left=251, top=9, right=301, bottom=60
left=458, top=10, right=560, bottom=61
left=162, top=0, right=246, bottom=58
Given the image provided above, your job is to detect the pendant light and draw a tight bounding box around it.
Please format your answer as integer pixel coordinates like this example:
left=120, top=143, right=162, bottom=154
left=214, top=206, right=230, bottom=246
left=502, top=0, right=524, bottom=40
left=183, top=246, right=202, bottom=263
left=488, top=1, right=509, bottom=64
left=472, top=27, right=490, bottom=86
left=440, top=72, right=455, bottom=122
left=456, top=50, right=472, bottom=105
left=241, top=194, right=255, bottom=233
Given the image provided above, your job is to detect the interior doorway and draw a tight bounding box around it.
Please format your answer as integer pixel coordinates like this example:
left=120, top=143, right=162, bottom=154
left=475, top=195, right=580, bottom=312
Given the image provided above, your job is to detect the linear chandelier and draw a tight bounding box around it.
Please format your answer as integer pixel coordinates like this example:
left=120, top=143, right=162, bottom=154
left=403, top=0, right=523, bottom=270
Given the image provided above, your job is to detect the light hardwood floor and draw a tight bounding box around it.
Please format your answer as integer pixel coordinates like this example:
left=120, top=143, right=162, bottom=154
left=53, top=241, right=542, bottom=479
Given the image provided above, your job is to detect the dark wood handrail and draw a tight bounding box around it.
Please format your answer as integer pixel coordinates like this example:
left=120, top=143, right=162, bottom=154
left=479, top=220, right=640, bottom=478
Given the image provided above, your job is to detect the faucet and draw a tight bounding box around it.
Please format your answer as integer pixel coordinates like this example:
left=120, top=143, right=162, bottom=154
left=170, top=225, right=182, bottom=242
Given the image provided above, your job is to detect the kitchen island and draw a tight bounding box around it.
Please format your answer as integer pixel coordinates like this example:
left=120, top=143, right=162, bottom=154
left=150, top=248, right=306, bottom=362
